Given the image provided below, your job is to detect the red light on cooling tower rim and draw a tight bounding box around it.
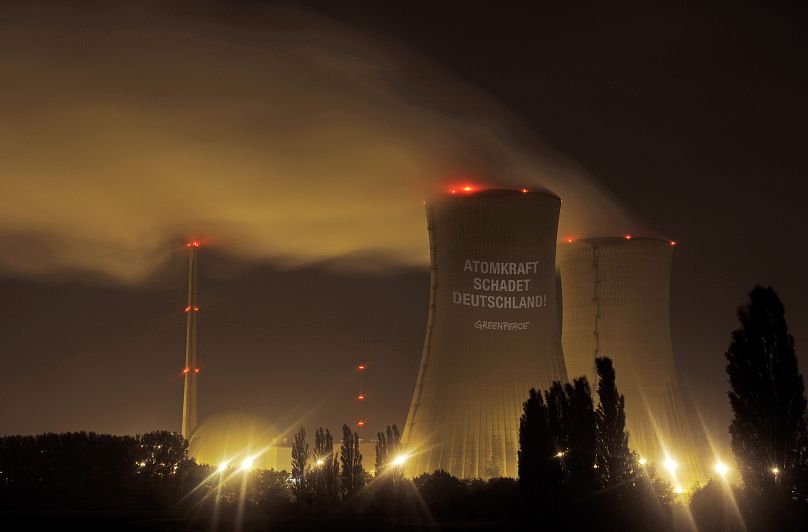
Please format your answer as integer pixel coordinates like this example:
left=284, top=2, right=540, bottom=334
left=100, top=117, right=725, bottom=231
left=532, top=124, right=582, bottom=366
left=449, top=184, right=478, bottom=195
left=357, top=394, right=366, bottom=401
left=357, top=363, right=366, bottom=372
left=186, top=240, right=201, bottom=248
left=670, top=240, right=677, bottom=246
left=521, top=188, right=528, bottom=193
left=624, top=235, right=633, bottom=240
left=357, top=420, right=366, bottom=427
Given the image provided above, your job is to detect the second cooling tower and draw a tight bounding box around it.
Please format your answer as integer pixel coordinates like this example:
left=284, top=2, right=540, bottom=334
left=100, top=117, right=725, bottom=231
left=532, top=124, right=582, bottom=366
left=558, top=237, right=703, bottom=487
left=403, top=189, right=567, bottom=479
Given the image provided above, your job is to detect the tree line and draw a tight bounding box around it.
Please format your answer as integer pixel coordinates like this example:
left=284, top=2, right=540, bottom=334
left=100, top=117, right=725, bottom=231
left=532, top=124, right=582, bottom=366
left=1, top=285, right=806, bottom=531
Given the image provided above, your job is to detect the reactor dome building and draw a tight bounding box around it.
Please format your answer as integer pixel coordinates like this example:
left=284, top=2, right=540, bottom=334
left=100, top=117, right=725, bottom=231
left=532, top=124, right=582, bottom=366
left=402, top=188, right=568, bottom=479
left=558, top=237, right=703, bottom=486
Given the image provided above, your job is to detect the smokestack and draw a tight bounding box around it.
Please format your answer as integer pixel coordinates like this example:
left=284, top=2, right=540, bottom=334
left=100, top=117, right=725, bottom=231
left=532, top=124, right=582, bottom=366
left=402, top=188, right=567, bottom=479
left=181, top=241, right=201, bottom=439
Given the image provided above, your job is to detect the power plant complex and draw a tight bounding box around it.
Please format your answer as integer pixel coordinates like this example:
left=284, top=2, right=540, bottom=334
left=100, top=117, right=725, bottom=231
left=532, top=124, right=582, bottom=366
left=179, top=186, right=703, bottom=486
left=402, top=189, right=568, bottom=479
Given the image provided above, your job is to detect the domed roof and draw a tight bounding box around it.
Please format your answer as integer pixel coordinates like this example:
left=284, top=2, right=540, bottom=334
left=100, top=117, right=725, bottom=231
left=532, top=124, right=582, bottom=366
left=188, top=410, right=278, bottom=470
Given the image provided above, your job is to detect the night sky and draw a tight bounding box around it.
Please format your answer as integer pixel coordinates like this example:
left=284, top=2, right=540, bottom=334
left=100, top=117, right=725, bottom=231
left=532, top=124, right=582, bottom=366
left=1, top=1, right=807, bottom=456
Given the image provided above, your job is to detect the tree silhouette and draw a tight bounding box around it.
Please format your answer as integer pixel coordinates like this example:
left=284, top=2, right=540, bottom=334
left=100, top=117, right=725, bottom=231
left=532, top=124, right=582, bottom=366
left=518, top=388, right=563, bottom=517
left=311, top=428, right=339, bottom=502
left=726, top=286, right=807, bottom=494
left=290, top=427, right=309, bottom=500
left=375, top=425, right=401, bottom=479
left=595, top=357, right=631, bottom=486
left=543, top=379, right=596, bottom=490
left=340, top=424, right=365, bottom=498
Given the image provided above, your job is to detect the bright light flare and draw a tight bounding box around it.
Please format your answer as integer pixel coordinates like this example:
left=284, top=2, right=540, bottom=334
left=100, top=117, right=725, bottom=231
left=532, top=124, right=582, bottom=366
left=663, top=456, right=678, bottom=473
left=674, top=485, right=684, bottom=494
left=556, top=451, right=565, bottom=458
left=714, top=461, right=729, bottom=477
left=240, top=456, right=255, bottom=471
left=315, top=458, right=324, bottom=467
left=771, top=467, right=780, bottom=475
left=638, top=457, right=648, bottom=466
left=217, top=461, right=229, bottom=473
left=391, top=454, right=408, bottom=467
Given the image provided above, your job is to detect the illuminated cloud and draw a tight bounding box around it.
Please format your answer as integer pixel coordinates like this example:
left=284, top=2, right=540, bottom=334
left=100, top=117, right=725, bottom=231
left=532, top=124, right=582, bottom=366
left=0, top=4, right=634, bottom=282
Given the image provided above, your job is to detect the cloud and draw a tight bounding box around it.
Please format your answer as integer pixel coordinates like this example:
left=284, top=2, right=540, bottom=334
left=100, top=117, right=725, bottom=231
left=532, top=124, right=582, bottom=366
left=0, top=3, right=633, bottom=282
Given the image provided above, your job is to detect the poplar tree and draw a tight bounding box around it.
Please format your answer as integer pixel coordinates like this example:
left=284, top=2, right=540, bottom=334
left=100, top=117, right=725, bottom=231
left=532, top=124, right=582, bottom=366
left=726, top=286, right=807, bottom=494
left=375, top=425, right=401, bottom=478
left=291, top=427, right=309, bottom=499
left=518, top=388, right=563, bottom=506
left=595, top=357, right=631, bottom=486
left=311, top=428, right=339, bottom=502
left=340, top=424, right=365, bottom=498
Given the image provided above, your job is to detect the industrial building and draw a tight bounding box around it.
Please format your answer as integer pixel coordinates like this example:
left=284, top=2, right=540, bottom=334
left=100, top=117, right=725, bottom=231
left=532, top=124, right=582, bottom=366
left=402, top=188, right=568, bottom=479
left=558, top=236, right=704, bottom=487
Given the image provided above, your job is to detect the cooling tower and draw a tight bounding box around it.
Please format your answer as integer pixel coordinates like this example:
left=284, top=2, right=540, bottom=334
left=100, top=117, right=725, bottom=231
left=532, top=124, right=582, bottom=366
left=558, top=237, right=703, bottom=487
left=402, top=188, right=567, bottom=479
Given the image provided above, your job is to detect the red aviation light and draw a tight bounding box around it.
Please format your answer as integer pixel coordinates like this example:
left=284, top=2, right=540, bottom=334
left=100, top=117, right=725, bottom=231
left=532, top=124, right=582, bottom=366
left=624, top=234, right=633, bottom=240
left=194, top=368, right=200, bottom=374
left=670, top=240, right=677, bottom=246
left=356, top=363, right=366, bottom=372
left=357, top=420, right=366, bottom=427
left=357, top=394, right=366, bottom=401
left=183, top=367, right=190, bottom=375
left=448, top=184, right=478, bottom=195
left=521, top=188, right=528, bottom=193
left=565, top=237, right=575, bottom=244
left=186, top=241, right=201, bottom=248
left=184, top=305, right=200, bottom=313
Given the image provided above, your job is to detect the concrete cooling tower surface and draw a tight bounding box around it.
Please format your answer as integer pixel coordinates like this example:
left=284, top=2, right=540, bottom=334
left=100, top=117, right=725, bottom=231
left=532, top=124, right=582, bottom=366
left=403, top=189, right=567, bottom=479
left=558, top=237, right=704, bottom=487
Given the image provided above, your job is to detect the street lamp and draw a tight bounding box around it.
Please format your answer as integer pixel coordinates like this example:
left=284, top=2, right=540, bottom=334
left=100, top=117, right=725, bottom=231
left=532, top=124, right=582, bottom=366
left=714, top=461, right=729, bottom=478
left=217, top=461, right=229, bottom=473
left=391, top=454, right=408, bottom=467
left=664, top=456, right=678, bottom=474
left=240, top=456, right=255, bottom=471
